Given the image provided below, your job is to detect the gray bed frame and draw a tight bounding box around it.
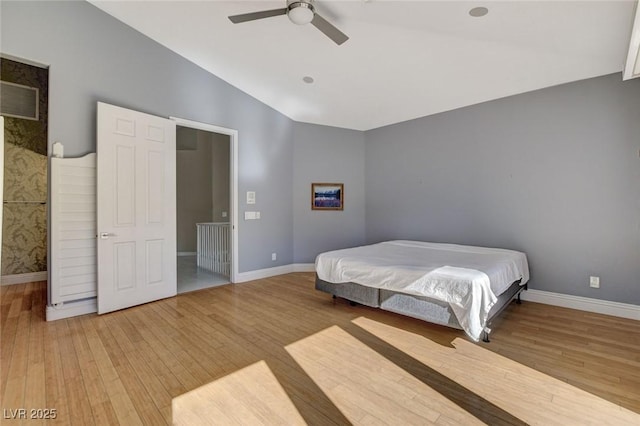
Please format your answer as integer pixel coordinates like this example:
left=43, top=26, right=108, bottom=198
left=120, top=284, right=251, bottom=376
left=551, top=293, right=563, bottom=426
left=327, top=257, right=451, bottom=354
left=316, top=275, right=526, bottom=342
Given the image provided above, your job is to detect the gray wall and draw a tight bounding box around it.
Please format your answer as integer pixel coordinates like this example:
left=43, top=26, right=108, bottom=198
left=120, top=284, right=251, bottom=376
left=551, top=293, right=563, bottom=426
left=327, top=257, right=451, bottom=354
left=1, top=0, right=294, bottom=273
left=365, top=73, right=640, bottom=305
left=176, top=128, right=213, bottom=253
left=293, top=123, right=366, bottom=263
left=211, top=133, right=231, bottom=223
left=176, top=129, right=230, bottom=252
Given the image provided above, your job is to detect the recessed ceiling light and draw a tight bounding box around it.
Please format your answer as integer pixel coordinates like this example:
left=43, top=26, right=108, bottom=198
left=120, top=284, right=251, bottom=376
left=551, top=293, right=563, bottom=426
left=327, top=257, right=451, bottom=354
left=302, top=76, right=314, bottom=84
left=469, top=7, right=489, bottom=18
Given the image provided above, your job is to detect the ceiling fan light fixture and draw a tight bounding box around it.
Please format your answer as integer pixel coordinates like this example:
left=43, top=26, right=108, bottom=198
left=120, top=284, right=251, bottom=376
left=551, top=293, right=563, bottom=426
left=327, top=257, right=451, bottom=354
left=288, top=2, right=314, bottom=25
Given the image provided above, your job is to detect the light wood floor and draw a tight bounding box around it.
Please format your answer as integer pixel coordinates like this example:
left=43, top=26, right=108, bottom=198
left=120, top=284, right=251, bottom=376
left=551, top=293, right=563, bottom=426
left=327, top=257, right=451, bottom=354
left=1, top=273, right=639, bottom=425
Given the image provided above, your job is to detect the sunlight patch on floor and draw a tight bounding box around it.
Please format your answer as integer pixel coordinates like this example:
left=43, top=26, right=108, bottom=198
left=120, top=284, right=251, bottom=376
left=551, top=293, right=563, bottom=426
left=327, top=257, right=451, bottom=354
left=285, top=325, right=483, bottom=425
left=172, top=360, right=305, bottom=425
left=172, top=317, right=639, bottom=425
left=352, top=316, right=640, bottom=426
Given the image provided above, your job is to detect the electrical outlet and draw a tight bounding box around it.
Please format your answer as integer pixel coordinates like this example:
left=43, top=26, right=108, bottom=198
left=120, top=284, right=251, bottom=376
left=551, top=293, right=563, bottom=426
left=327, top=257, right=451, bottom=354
left=272, top=253, right=277, bottom=261
left=589, top=276, right=600, bottom=288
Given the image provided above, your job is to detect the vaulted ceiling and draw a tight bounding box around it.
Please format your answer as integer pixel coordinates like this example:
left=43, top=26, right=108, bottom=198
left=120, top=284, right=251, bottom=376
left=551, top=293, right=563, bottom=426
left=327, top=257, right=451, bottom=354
left=90, top=1, right=637, bottom=131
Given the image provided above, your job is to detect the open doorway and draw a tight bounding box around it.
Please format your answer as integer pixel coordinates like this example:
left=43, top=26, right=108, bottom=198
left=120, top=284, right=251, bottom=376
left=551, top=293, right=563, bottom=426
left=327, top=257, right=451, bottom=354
left=176, top=125, right=232, bottom=293
left=0, top=57, right=49, bottom=288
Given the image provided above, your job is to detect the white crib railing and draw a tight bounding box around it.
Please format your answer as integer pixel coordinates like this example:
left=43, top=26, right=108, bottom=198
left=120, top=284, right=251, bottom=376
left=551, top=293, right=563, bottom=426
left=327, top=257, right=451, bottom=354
left=196, top=222, right=231, bottom=277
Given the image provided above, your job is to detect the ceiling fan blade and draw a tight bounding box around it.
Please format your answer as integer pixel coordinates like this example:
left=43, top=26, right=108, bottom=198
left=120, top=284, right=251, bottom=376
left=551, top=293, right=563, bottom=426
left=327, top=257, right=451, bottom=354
left=311, top=13, right=349, bottom=45
left=228, top=8, right=287, bottom=24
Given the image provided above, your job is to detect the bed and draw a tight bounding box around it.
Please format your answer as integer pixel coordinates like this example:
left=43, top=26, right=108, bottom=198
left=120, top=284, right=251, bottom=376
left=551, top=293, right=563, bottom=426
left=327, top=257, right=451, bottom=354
left=315, top=240, right=530, bottom=342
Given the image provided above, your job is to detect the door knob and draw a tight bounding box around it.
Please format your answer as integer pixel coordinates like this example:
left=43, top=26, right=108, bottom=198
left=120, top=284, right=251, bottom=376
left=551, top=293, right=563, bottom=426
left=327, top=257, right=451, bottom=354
left=99, top=232, right=116, bottom=239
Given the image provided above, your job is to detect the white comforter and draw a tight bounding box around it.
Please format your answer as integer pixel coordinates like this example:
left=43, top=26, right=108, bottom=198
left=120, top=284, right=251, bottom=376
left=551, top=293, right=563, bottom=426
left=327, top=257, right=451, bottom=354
left=315, top=240, right=530, bottom=341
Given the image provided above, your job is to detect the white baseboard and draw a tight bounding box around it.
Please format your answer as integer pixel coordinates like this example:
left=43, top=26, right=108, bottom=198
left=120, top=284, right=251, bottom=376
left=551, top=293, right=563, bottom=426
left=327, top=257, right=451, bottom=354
left=520, top=289, right=640, bottom=321
left=235, top=263, right=316, bottom=283
left=1, top=271, right=48, bottom=286
left=46, top=298, right=97, bottom=321
left=293, top=263, right=315, bottom=272
left=39, top=266, right=639, bottom=323
left=178, top=252, right=196, bottom=256
left=235, top=264, right=296, bottom=283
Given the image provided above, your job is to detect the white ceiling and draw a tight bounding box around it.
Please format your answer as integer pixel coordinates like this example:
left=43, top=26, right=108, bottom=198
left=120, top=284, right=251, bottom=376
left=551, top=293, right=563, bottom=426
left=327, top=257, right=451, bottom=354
left=90, top=0, right=637, bottom=131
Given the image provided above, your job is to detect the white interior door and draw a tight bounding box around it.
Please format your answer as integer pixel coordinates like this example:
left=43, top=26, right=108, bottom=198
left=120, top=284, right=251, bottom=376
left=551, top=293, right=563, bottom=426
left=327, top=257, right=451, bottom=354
left=97, top=102, right=177, bottom=314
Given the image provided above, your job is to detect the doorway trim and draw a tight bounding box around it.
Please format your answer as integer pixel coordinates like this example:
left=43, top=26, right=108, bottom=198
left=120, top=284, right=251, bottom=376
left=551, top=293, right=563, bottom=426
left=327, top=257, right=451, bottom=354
left=170, top=116, right=238, bottom=283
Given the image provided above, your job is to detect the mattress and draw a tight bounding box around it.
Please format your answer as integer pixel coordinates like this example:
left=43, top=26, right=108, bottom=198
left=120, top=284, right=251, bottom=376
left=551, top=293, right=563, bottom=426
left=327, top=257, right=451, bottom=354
left=315, top=240, right=530, bottom=341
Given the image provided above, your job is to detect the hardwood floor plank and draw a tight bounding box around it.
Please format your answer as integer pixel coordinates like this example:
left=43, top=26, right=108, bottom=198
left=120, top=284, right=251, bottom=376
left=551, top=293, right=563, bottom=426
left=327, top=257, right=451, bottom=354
left=92, top=315, right=168, bottom=426
left=25, top=283, right=46, bottom=418
left=127, top=305, right=209, bottom=390
left=55, top=319, right=95, bottom=426
left=43, top=319, right=71, bottom=425
left=70, top=317, right=142, bottom=426
left=0, top=284, right=19, bottom=399
left=2, top=304, right=32, bottom=415
left=1, top=284, right=17, bottom=326
left=149, top=302, right=240, bottom=379
left=101, top=313, right=178, bottom=414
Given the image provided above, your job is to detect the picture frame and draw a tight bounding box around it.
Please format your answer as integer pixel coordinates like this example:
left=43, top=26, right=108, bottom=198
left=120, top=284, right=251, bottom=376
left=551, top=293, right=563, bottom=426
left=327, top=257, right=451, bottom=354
left=311, top=183, right=344, bottom=211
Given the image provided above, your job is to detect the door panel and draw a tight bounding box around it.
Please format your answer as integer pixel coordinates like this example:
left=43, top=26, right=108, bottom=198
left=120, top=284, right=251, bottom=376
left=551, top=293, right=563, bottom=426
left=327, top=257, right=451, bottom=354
left=146, top=240, right=164, bottom=285
left=147, top=150, right=164, bottom=224
left=115, top=145, right=135, bottom=226
left=97, top=102, right=176, bottom=314
left=114, top=242, right=136, bottom=291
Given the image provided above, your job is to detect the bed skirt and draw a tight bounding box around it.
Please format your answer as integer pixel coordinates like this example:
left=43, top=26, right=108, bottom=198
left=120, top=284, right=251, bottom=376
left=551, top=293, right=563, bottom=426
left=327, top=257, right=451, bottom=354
left=315, top=275, right=525, bottom=341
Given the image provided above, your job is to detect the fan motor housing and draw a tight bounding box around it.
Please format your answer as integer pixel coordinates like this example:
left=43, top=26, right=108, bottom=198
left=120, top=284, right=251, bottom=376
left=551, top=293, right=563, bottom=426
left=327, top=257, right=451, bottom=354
left=287, top=0, right=314, bottom=7
left=287, top=0, right=315, bottom=25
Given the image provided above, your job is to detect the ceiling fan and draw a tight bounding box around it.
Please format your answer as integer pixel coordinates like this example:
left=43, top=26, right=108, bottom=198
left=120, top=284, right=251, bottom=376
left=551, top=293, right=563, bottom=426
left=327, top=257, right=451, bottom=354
left=228, top=0, right=349, bottom=45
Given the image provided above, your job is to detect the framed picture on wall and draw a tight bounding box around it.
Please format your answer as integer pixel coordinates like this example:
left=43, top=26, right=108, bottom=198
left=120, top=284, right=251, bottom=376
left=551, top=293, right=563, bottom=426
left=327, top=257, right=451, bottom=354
left=311, top=183, right=344, bottom=210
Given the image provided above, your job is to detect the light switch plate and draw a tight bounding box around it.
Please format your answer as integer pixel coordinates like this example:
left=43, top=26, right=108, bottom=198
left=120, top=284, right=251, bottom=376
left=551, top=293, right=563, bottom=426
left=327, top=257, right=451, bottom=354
left=247, top=191, right=256, bottom=204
